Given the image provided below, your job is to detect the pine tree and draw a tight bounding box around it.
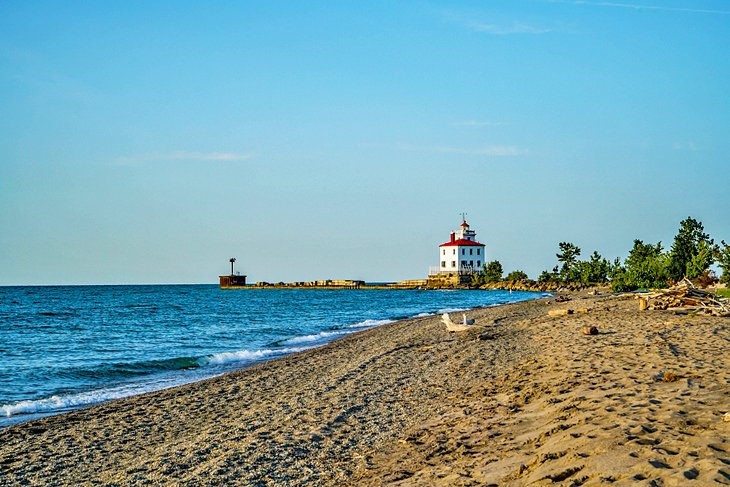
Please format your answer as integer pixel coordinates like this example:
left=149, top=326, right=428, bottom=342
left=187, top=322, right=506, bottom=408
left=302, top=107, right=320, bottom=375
left=482, top=261, right=503, bottom=283
left=556, top=242, right=581, bottom=282
left=667, top=217, right=713, bottom=281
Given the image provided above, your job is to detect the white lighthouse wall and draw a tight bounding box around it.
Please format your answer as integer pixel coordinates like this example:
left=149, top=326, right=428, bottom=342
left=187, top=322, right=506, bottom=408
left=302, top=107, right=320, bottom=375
left=439, top=245, right=484, bottom=272
left=439, top=246, right=459, bottom=270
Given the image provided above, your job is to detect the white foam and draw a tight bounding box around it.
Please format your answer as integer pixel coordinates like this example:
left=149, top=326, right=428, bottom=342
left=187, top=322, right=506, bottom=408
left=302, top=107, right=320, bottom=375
left=414, top=312, right=434, bottom=317
left=1, top=381, right=168, bottom=418
left=348, top=319, right=395, bottom=328
left=1, top=346, right=311, bottom=419
left=201, top=347, right=307, bottom=365
left=283, top=331, right=349, bottom=344
left=282, top=319, right=396, bottom=345
left=283, top=319, right=396, bottom=344
left=438, top=307, right=467, bottom=314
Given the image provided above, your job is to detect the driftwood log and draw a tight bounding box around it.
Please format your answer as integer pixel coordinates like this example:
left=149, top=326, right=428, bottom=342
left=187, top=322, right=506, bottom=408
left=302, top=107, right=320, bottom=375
left=641, top=279, right=730, bottom=316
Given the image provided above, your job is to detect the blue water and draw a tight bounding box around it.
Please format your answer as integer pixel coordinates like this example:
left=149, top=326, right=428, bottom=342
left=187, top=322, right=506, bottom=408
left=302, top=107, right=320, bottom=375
left=0, top=285, right=543, bottom=427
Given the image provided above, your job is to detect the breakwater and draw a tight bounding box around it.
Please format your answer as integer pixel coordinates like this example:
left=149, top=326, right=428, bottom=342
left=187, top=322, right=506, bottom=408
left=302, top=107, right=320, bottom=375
left=222, top=276, right=602, bottom=293
left=228, top=279, right=429, bottom=290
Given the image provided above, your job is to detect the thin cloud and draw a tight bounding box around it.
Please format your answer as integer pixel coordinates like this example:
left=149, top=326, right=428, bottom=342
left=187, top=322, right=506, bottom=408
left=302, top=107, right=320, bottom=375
left=672, top=142, right=699, bottom=151
left=440, top=10, right=551, bottom=35
left=546, top=0, right=730, bottom=15
left=114, top=151, right=255, bottom=166
left=162, top=151, right=255, bottom=162
left=400, top=144, right=527, bottom=157
left=451, top=120, right=509, bottom=127
left=468, top=21, right=551, bottom=35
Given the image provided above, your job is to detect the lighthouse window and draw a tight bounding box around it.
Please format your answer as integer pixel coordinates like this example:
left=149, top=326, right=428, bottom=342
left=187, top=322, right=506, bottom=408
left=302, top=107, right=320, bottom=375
left=469, top=249, right=473, bottom=255
left=453, top=249, right=456, bottom=255
left=442, top=249, right=445, bottom=255
left=461, top=249, right=465, bottom=255
left=451, top=261, right=456, bottom=268
left=477, top=249, right=480, bottom=255
left=477, top=260, right=481, bottom=267
left=441, top=261, right=446, bottom=268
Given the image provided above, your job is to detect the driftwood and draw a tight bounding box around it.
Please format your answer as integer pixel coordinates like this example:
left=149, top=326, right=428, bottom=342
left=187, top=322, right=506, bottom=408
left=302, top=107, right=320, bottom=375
left=442, top=313, right=474, bottom=332
left=548, top=309, right=572, bottom=317
left=642, top=279, right=730, bottom=316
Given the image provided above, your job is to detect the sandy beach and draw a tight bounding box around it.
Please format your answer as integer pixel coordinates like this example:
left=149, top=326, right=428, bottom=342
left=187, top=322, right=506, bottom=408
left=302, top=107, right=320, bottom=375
left=1, top=292, right=728, bottom=485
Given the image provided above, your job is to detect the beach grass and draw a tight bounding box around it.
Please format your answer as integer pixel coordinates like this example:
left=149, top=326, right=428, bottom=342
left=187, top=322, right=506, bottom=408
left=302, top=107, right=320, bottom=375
left=716, top=287, right=730, bottom=298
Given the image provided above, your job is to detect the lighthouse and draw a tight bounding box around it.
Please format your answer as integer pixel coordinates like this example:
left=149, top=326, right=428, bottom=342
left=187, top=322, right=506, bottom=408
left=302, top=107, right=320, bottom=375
left=435, top=218, right=485, bottom=275
left=219, top=257, right=247, bottom=288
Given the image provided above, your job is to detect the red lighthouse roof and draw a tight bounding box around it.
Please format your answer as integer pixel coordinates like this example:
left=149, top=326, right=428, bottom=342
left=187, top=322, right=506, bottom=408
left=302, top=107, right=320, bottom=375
left=439, top=238, right=484, bottom=247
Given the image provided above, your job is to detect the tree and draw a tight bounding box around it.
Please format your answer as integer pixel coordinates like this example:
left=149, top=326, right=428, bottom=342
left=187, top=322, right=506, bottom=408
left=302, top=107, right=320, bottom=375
left=556, top=242, right=581, bottom=282
left=667, top=217, right=714, bottom=281
left=611, top=240, right=669, bottom=291
left=482, top=260, right=503, bottom=283
left=505, top=270, right=528, bottom=281
left=578, top=251, right=610, bottom=284
left=715, top=241, right=730, bottom=284
left=686, top=240, right=716, bottom=280
left=608, top=257, right=625, bottom=283
left=537, top=266, right=559, bottom=283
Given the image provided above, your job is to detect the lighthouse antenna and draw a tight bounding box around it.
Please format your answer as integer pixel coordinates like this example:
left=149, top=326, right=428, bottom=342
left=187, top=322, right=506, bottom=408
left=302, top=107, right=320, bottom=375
left=460, top=212, right=467, bottom=223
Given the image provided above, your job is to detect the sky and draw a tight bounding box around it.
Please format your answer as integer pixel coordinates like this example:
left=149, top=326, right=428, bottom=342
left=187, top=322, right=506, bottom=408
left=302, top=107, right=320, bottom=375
left=1, top=0, right=729, bottom=285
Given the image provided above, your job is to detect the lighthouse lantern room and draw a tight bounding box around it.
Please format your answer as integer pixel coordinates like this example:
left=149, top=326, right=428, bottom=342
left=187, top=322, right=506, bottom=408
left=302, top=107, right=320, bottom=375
left=433, top=217, right=486, bottom=275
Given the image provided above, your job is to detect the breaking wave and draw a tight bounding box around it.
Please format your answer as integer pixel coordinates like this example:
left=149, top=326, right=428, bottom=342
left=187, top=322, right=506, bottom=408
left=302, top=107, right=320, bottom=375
left=438, top=307, right=467, bottom=314
left=1, top=382, right=167, bottom=418
left=0, top=346, right=309, bottom=420
left=348, top=318, right=395, bottom=328
left=200, top=347, right=308, bottom=365
left=283, top=331, right=349, bottom=344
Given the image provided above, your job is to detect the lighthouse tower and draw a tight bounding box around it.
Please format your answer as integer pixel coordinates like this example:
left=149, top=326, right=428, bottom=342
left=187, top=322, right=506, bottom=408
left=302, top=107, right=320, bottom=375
left=436, top=218, right=485, bottom=275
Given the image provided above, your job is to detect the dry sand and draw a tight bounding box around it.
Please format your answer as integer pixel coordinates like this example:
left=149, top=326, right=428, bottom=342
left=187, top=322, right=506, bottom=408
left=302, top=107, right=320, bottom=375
left=0, top=292, right=728, bottom=485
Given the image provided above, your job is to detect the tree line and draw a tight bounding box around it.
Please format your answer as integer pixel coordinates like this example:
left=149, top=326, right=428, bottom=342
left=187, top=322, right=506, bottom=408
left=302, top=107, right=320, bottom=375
left=472, top=217, right=730, bottom=291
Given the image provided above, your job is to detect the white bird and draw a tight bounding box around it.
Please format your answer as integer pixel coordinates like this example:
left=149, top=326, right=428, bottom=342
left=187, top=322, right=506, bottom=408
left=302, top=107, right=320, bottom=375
left=462, top=313, right=475, bottom=326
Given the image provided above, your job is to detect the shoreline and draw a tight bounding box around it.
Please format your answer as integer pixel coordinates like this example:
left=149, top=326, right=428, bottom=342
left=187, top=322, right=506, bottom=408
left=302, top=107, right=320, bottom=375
left=1, top=292, right=728, bottom=485
left=0, top=289, right=543, bottom=429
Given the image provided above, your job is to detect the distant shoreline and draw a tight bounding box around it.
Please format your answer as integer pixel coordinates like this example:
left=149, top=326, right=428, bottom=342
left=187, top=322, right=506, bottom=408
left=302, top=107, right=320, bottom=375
left=222, top=279, right=587, bottom=292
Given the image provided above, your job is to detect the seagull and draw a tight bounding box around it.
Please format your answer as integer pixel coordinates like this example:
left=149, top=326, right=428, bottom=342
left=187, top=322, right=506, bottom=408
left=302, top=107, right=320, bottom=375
left=462, top=313, right=475, bottom=326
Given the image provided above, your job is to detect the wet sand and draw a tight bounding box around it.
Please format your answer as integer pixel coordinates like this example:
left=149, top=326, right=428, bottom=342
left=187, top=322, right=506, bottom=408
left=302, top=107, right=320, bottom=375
left=1, top=293, right=728, bottom=485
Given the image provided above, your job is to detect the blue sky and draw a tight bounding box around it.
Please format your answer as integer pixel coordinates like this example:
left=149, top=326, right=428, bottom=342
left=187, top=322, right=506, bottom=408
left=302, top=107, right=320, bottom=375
left=1, top=0, right=728, bottom=285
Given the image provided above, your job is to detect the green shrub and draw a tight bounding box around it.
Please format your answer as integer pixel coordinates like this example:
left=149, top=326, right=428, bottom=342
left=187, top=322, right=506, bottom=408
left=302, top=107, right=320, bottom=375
left=505, top=270, right=528, bottom=281
left=537, top=267, right=559, bottom=283
left=610, top=240, right=670, bottom=292
left=482, top=260, right=503, bottom=283
left=716, top=241, right=730, bottom=284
